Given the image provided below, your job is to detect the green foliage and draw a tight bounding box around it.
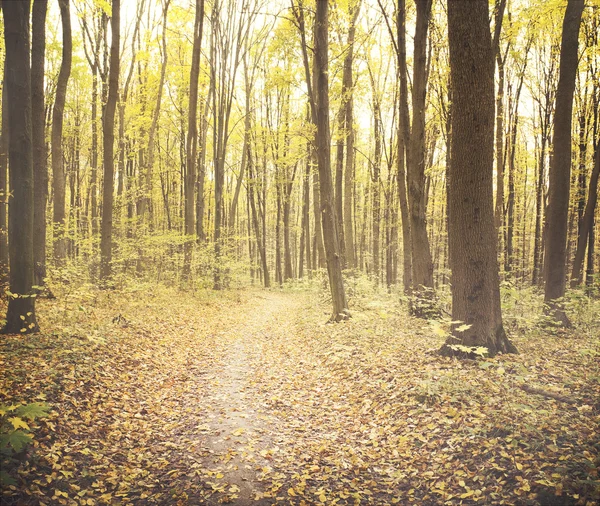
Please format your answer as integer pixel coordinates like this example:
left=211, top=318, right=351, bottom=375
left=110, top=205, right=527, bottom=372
left=0, top=402, right=49, bottom=486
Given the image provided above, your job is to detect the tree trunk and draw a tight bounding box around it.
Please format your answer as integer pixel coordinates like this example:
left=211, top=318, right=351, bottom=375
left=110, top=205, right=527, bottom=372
left=544, top=0, right=584, bottom=325
left=407, top=0, right=434, bottom=306
left=184, top=0, right=204, bottom=278
left=51, top=0, right=72, bottom=264
left=315, top=0, right=349, bottom=321
left=31, top=0, right=48, bottom=289
left=1, top=1, right=39, bottom=333
left=441, top=0, right=516, bottom=357
left=571, top=144, right=599, bottom=286
left=100, top=0, right=120, bottom=281
left=0, top=66, right=8, bottom=283
left=396, top=0, right=412, bottom=294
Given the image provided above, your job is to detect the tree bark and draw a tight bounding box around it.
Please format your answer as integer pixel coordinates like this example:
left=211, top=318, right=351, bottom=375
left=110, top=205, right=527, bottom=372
left=315, top=0, right=349, bottom=321
left=31, top=0, right=48, bottom=288
left=396, top=0, right=412, bottom=294
left=51, top=0, right=72, bottom=264
left=184, top=0, right=204, bottom=278
left=544, top=0, right=584, bottom=325
left=441, top=0, right=516, bottom=357
left=0, top=66, right=8, bottom=283
left=1, top=1, right=39, bottom=333
left=407, top=0, right=434, bottom=307
left=100, top=0, right=120, bottom=281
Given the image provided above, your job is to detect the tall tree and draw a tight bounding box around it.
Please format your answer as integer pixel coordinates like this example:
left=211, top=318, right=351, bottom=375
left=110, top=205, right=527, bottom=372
left=183, top=0, right=205, bottom=279
left=441, top=0, right=516, bottom=357
left=407, top=0, right=434, bottom=310
left=100, top=0, right=120, bottom=281
left=543, top=0, right=584, bottom=325
left=314, top=0, right=349, bottom=321
left=51, top=0, right=72, bottom=263
left=0, top=67, right=9, bottom=283
left=32, top=0, right=48, bottom=288
left=1, top=1, right=39, bottom=333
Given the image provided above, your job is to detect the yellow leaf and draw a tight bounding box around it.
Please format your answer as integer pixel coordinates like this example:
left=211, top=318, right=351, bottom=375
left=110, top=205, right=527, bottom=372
left=516, top=462, right=523, bottom=470
left=215, top=473, right=224, bottom=479
left=288, top=487, right=296, bottom=496
left=232, top=428, right=245, bottom=436
left=9, top=417, right=30, bottom=430
left=319, top=492, right=326, bottom=502
left=460, top=490, right=474, bottom=499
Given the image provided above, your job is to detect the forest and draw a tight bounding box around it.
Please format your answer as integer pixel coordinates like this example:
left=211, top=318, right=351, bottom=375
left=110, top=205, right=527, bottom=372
left=0, top=0, right=599, bottom=504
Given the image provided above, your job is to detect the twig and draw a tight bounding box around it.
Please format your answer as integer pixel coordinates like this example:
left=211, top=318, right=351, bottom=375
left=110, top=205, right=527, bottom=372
left=519, top=384, right=577, bottom=404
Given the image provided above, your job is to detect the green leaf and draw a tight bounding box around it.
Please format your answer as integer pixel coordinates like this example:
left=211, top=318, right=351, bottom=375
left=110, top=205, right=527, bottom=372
left=15, top=402, right=50, bottom=420
left=0, top=430, right=32, bottom=452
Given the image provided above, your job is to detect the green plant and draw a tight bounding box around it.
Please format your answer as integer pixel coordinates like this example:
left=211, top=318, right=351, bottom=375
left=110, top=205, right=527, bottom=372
left=0, top=402, right=50, bottom=486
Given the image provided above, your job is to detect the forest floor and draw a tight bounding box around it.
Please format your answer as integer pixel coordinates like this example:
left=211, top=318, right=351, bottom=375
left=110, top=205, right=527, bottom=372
left=1, top=283, right=599, bottom=505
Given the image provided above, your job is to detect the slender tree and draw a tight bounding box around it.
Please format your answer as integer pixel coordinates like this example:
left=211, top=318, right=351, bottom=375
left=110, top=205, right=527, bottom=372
left=32, top=0, right=48, bottom=288
left=0, top=67, right=9, bottom=283
left=1, top=0, right=39, bottom=333
left=407, top=0, right=434, bottom=309
left=314, top=0, right=349, bottom=321
left=544, top=0, right=584, bottom=325
left=183, top=0, right=205, bottom=279
left=441, top=0, right=516, bottom=357
left=51, top=0, right=72, bottom=264
left=100, top=0, right=120, bottom=281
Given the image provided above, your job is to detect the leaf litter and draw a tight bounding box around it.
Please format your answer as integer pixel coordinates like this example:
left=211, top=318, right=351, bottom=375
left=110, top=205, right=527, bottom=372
left=1, top=285, right=598, bottom=505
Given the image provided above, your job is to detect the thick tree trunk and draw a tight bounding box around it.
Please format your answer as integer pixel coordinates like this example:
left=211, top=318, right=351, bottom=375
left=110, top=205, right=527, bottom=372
left=1, top=1, right=39, bottom=333
left=407, top=0, right=434, bottom=306
left=441, top=0, right=516, bottom=358
left=315, top=0, right=349, bottom=321
left=52, top=0, right=72, bottom=264
left=544, top=0, right=584, bottom=325
left=100, top=0, right=120, bottom=281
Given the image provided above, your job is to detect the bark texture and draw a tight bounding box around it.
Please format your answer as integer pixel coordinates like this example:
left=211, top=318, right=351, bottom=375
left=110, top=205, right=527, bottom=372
left=51, top=0, right=72, bottom=263
left=1, top=1, right=39, bottom=333
left=314, top=0, right=349, bottom=321
left=442, top=0, right=516, bottom=357
left=100, top=0, right=120, bottom=281
left=544, top=0, right=584, bottom=325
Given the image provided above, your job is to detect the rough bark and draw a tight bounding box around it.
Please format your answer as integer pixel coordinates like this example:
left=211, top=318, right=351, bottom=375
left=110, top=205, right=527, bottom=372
left=51, top=0, right=72, bottom=264
left=184, top=0, right=204, bottom=278
left=396, top=0, right=412, bottom=294
left=544, top=0, right=584, bottom=325
left=31, top=0, right=48, bottom=288
left=100, top=0, right=120, bottom=281
left=407, top=0, right=434, bottom=307
left=441, top=0, right=516, bottom=358
left=571, top=144, right=599, bottom=286
left=315, top=0, right=349, bottom=321
left=1, top=1, right=39, bottom=333
left=0, top=66, right=8, bottom=282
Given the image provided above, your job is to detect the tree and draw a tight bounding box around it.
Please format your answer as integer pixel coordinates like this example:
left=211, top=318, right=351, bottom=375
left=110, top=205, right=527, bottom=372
left=543, top=0, right=584, bottom=325
left=314, top=0, right=350, bottom=321
left=100, top=0, right=120, bottom=281
left=32, top=0, right=48, bottom=288
left=1, top=0, right=39, bottom=333
left=441, top=0, right=516, bottom=357
left=0, top=66, right=8, bottom=283
left=183, top=0, right=204, bottom=279
left=407, top=0, right=435, bottom=310
left=51, top=0, right=72, bottom=264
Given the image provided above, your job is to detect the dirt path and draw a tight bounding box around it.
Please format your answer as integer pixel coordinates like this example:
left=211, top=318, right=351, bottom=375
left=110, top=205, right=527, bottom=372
left=196, top=293, right=296, bottom=505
